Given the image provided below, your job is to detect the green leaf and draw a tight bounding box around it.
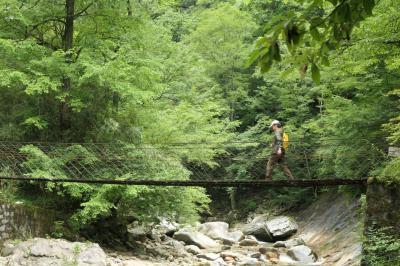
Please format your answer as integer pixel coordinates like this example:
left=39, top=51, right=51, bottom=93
left=327, top=0, right=338, bottom=6
left=321, top=56, right=330, bottom=66
left=311, top=63, right=321, bottom=83
left=259, top=55, right=273, bottom=73
left=334, top=3, right=351, bottom=23
left=270, top=42, right=281, bottom=62
left=310, top=28, right=321, bottom=41
left=362, top=0, right=375, bottom=16
left=310, top=17, right=324, bottom=27
left=245, top=48, right=263, bottom=68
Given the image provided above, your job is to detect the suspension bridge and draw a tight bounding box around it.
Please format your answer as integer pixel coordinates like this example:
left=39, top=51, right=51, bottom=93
left=0, top=139, right=379, bottom=188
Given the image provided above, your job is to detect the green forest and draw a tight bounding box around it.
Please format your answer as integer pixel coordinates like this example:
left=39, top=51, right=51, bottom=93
left=0, top=0, right=399, bottom=264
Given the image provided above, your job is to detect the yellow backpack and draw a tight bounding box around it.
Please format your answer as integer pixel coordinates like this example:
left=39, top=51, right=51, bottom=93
left=283, top=132, right=289, bottom=150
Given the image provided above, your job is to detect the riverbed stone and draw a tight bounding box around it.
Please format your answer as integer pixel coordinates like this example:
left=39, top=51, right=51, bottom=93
left=220, top=251, right=240, bottom=260
left=173, top=230, right=219, bottom=249
left=239, top=239, right=258, bottom=246
left=265, top=216, right=298, bottom=239
left=198, top=222, right=229, bottom=240
left=224, top=230, right=244, bottom=242
left=197, top=252, right=220, bottom=261
left=185, top=245, right=202, bottom=255
left=0, top=238, right=107, bottom=266
left=243, top=223, right=273, bottom=242
left=154, top=219, right=179, bottom=236
left=287, top=245, right=317, bottom=263
left=237, top=257, right=259, bottom=266
left=273, top=237, right=305, bottom=248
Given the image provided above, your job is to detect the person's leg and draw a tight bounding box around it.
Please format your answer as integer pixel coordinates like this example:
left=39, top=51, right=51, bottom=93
left=281, top=164, right=295, bottom=180
left=266, top=155, right=277, bottom=179
left=278, top=155, right=295, bottom=180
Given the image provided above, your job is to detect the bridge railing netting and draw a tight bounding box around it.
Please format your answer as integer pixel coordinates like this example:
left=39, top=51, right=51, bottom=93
left=0, top=140, right=388, bottom=181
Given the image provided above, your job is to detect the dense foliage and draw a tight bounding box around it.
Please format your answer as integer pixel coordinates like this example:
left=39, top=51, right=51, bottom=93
left=0, top=0, right=399, bottom=245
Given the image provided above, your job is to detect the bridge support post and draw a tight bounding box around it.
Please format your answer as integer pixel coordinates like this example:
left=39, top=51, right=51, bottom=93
left=362, top=179, right=400, bottom=265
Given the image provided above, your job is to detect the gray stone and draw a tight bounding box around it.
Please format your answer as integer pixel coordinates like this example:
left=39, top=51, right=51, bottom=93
left=185, top=245, right=202, bottom=255
left=239, top=239, right=258, bottom=246
left=225, top=230, right=244, bottom=242
left=220, top=251, right=240, bottom=259
left=127, top=222, right=152, bottom=241
left=198, top=222, right=229, bottom=240
left=273, top=237, right=305, bottom=248
left=221, top=237, right=236, bottom=245
left=287, top=245, right=317, bottom=263
left=0, top=238, right=107, bottom=266
left=197, top=252, right=220, bottom=261
left=154, top=219, right=179, bottom=236
left=237, top=257, right=259, bottom=266
left=258, top=246, right=278, bottom=255
left=173, top=230, right=219, bottom=249
left=78, top=243, right=107, bottom=265
left=265, top=216, right=298, bottom=239
left=242, top=223, right=273, bottom=242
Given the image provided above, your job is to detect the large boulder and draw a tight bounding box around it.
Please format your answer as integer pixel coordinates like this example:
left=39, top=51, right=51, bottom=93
left=154, top=218, right=179, bottom=236
left=265, top=216, right=298, bottom=239
left=0, top=238, right=107, bottom=266
left=127, top=222, right=152, bottom=241
left=173, top=230, right=219, bottom=249
left=242, top=222, right=273, bottom=242
left=287, top=245, right=318, bottom=263
left=198, top=222, right=229, bottom=240
left=273, top=237, right=305, bottom=248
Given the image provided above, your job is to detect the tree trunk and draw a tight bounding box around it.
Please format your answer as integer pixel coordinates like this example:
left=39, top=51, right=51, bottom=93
left=229, top=188, right=237, bottom=210
left=60, top=0, right=75, bottom=140
left=127, top=0, right=133, bottom=16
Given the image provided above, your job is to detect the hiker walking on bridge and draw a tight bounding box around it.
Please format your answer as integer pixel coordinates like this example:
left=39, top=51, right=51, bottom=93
left=266, top=120, right=295, bottom=180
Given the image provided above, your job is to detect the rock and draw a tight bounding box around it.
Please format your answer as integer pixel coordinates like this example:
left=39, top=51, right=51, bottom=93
left=250, top=252, right=261, bottom=259
left=287, top=245, right=318, bottom=263
left=246, top=235, right=258, bottom=241
left=273, top=237, right=305, bottom=248
left=220, top=251, right=240, bottom=260
left=154, top=219, right=179, bottom=236
left=198, top=222, right=229, bottom=240
left=270, top=257, right=279, bottom=264
left=278, top=253, right=297, bottom=264
left=1, top=242, right=15, bottom=256
left=239, top=239, right=258, bottom=246
left=78, top=244, right=108, bottom=265
left=197, top=252, right=220, bottom=261
left=259, top=246, right=278, bottom=255
left=265, top=216, right=298, bottom=239
left=173, top=230, right=219, bottom=249
left=221, top=230, right=244, bottom=245
left=224, top=256, right=236, bottom=262
left=185, top=245, right=202, bottom=255
left=221, top=245, right=231, bottom=251
left=237, top=258, right=259, bottom=266
left=0, top=238, right=107, bottom=266
left=222, top=238, right=236, bottom=245
left=265, top=251, right=279, bottom=260
left=165, top=239, right=185, bottom=250
left=127, top=222, right=152, bottom=241
left=242, top=223, right=273, bottom=242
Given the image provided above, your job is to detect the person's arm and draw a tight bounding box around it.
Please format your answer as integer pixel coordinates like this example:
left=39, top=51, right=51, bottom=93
left=274, top=131, right=283, bottom=154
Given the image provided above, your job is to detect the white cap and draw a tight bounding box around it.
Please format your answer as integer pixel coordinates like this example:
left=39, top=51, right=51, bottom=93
left=269, top=120, right=281, bottom=128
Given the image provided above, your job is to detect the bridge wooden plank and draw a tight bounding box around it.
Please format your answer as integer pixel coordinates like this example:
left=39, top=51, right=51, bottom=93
left=0, top=175, right=367, bottom=187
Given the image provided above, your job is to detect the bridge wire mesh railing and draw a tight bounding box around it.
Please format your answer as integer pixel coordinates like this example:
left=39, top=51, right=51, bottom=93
left=0, top=139, right=389, bottom=183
